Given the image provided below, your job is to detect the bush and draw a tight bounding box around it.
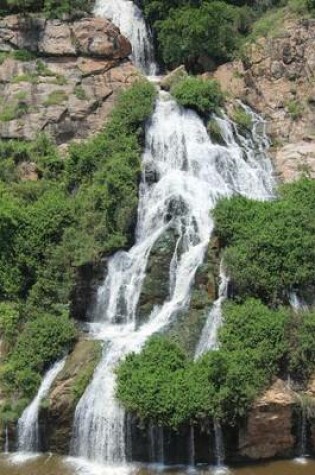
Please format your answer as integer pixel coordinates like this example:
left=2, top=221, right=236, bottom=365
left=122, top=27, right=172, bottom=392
left=231, top=104, right=252, bottom=130
left=1, top=312, right=76, bottom=398
left=214, top=178, right=315, bottom=304
left=116, top=300, right=292, bottom=427
left=171, top=77, right=224, bottom=116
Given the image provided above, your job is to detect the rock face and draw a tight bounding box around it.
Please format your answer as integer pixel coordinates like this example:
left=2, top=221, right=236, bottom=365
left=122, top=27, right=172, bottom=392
left=0, top=15, right=141, bottom=144
left=0, top=15, right=131, bottom=59
left=213, top=18, right=315, bottom=182
left=239, top=379, right=296, bottom=460
left=41, top=340, right=102, bottom=453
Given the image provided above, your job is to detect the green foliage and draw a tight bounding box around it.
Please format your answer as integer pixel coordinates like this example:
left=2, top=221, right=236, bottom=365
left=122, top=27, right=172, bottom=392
left=157, top=2, right=244, bottom=70
left=74, top=85, right=88, bottom=101
left=2, top=0, right=93, bottom=16
left=117, top=300, right=291, bottom=426
left=44, top=90, right=68, bottom=106
left=214, top=178, right=315, bottom=304
left=0, top=302, right=20, bottom=346
left=231, top=104, right=252, bottom=130
left=286, top=99, right=304, bottom=120
left=171, top=77, right=224, bottom=116
left=0, top=80, right=156, bottom=401
left=1, top=312, right=76, bottom=398
left=288, top=310, right=315, bottom=379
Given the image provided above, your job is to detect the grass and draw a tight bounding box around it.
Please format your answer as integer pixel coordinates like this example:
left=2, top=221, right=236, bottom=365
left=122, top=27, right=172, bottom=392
left=286, top=99, right=304, bottom=120
left=0, top=101, right=29, bottom=122
left=232, top=105, right=252, bottom=130
left=44, top=90, right=68, bottom=106
left=74, top=85, right=88, bottom=100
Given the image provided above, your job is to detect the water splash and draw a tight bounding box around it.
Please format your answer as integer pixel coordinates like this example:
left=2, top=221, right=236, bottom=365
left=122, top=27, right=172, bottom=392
left=17, top=358, right=66, bottom=453
left=71, top=91, right=275, bottom=466
left=94, top=0, right=157, bottom=75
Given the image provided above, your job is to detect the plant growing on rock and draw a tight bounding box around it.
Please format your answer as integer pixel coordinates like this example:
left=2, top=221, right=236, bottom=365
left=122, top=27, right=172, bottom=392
left=171, top=77, right=224, bottom=117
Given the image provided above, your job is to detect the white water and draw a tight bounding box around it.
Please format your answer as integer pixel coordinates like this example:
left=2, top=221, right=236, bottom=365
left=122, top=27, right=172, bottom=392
left=17, top=358, right=66, bottom=453
left=195, top=262, right=229, bottom=358
left=4, top=425, right=9, bottom=454
left=289, top=292, right=309, bottom=312
left=94, top=0, right=157, bottom=75
left=71, top=90, right=275, bottom=466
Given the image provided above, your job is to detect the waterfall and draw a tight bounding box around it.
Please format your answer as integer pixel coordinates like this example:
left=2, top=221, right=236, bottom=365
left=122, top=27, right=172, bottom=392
left=17, top=358, right=65, bottom=453
left=4, top=425, right=9, bottom=454
left=188, top=424, right=195, bottom=467
left=299, top=408, right=307, bottom=458
left=195, top=262, right=229, bottom=358
left=289, top=292, right=309, bottom=312
left=71, top=89, right=275, bottom=466
left=213, top=420, right=226, bottom=470
left=94, top=0, right=157, bottom=75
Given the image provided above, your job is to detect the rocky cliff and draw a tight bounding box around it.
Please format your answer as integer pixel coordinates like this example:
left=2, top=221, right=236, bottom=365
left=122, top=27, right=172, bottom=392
left=0, top=15, right=140, bottom=144
left=213, top=18, right=315, bottom=183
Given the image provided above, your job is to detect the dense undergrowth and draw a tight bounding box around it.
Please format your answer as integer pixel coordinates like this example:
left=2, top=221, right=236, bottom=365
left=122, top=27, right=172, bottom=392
left=0, top=80, right=156, bottom=419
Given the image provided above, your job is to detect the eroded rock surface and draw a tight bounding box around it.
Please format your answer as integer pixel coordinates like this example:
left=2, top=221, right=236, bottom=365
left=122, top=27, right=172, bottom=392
left=0, top=15, right=141, bottom=144
left=239, top=379, right=296, bottom=459
left=213, top=18, right=315, bottom=182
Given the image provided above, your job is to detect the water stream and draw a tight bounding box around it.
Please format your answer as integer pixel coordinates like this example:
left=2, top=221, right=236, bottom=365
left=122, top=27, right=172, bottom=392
left=94, top=0, right=157, bottom=75
left=70, top=0, right=276, bottom=468
left=17, top=358, right=66, bottom=453
left=71, top=91, right=275, bottom=466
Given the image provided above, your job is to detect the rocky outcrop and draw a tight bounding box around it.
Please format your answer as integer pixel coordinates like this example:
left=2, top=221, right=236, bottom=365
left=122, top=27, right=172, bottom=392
left=0, top=15, right=141, bottom=144
left=41, top=340, right=101, bottom=453
left=213, top=18, right=315, bottom=182
left=0, top=15, right=131, bottom=59
left=239, top=379, right=296, bottom=460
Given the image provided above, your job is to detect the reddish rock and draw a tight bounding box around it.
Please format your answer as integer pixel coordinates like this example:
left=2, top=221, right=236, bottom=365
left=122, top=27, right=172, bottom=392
left=239, top=379, right=296, bottom=460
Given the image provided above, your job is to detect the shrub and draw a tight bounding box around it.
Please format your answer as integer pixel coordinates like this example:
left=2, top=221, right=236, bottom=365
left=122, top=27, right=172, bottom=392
left=116, top=299, right=289, bottom=427
left=1, top=312, right=76, bottom=398
left=214, top=178, right=315, bottom=304
left=231, top=104, right=252, bottom=130
left=171, top=77, right=224, bottom=116
left=44, top=90, right=68, bottom=106
left=286, top=99, right=304, bottom=120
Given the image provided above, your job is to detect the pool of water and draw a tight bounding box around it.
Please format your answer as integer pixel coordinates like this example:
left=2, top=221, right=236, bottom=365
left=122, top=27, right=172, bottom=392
left=1, top=454, right=315, bottom=475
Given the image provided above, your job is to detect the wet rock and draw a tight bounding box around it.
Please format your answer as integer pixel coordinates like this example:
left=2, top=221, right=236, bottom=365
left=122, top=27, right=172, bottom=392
left=41, top=340, right=102, bottom=454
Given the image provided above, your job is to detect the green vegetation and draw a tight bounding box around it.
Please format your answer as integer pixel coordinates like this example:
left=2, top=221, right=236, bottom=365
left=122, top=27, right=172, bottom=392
left=286, top=99, right=304, bottom=120
left=231, top=104, right=252, bottom=130
left=74, top=85, right=88, bottom=101
left=1, top=0, right=93, bottom=17
left=171, top=77, right=224, bottom=116
left=0, top=99, right=29, bottom=122
left=44, top=90, right=68, bottom=106
left=213, top=178, right=315, bottom=304
left=0, top=80, right=156, bottom=407
left=117, top=299, right=315, bottom=427
left=72, top=343, right=102, bottom=403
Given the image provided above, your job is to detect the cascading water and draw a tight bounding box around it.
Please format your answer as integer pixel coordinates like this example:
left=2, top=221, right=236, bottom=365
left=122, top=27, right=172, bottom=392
left=195, top=261, right=229, bottom=358
left=71, top=89, right=275, bottom=466
left=4, top=425, right=9, bottom=454
left=214, top=420, right=225, bottom=467
left=94, top=0, right=157, bottom=75
left=17, top=358, right=65, bottom=453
